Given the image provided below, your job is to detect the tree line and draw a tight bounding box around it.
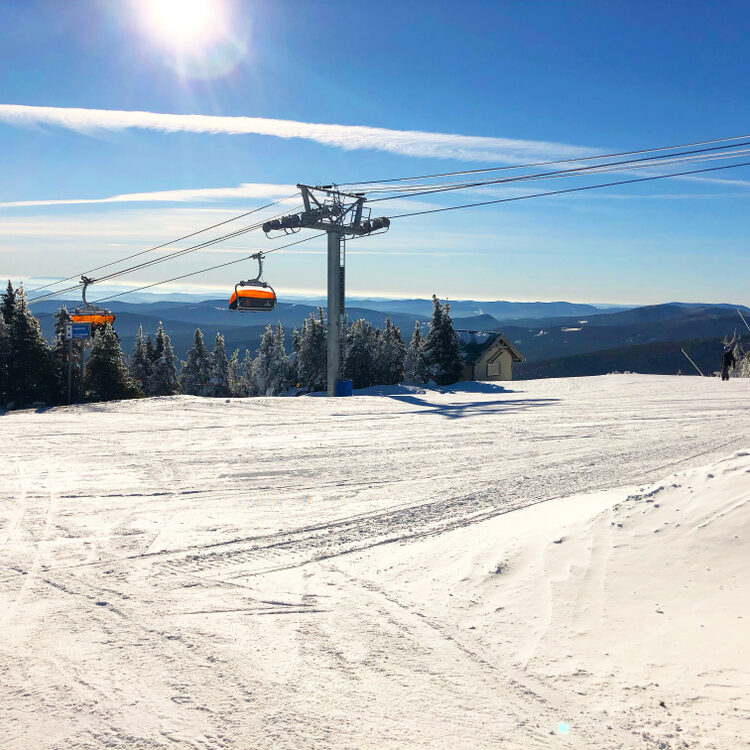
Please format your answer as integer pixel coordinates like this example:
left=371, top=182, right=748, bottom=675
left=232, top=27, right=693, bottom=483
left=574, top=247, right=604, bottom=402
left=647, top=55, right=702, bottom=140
left=0, top=281, right=466, bottom=409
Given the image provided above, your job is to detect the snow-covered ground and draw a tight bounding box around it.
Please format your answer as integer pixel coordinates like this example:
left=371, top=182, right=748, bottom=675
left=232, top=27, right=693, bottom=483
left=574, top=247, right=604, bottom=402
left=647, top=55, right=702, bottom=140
left=1, top=375, right=749, bottom=749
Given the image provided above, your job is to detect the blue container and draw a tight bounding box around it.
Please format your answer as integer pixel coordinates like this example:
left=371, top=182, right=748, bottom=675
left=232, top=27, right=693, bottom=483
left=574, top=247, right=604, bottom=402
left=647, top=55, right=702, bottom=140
left=335, top=379, right=353, bottom=397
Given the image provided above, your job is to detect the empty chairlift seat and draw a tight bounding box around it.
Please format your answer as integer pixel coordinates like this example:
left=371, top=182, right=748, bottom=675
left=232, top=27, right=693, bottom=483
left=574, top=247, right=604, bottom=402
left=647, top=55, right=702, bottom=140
left=228, top=284, right=277, bottom=312
left=71, top=276, right=115, bottom=329
left=228, top=253, right=277, bottom=312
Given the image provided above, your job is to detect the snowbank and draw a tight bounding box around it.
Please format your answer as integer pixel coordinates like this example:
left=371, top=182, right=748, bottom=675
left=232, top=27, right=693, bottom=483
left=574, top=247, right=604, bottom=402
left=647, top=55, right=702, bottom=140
left=349, top=450, right=750, bottom=748
left=1, top=375, right=749, bottom=748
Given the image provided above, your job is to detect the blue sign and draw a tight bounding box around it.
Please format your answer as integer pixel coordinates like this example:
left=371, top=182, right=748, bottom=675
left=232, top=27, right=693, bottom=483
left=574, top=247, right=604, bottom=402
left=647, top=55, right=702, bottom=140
left=67, top=323, right=91, bottom=339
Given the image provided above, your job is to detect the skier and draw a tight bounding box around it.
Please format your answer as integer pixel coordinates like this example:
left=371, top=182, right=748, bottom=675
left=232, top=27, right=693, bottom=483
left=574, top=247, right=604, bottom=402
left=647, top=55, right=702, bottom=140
left=721, top=345, right=736, bottom=381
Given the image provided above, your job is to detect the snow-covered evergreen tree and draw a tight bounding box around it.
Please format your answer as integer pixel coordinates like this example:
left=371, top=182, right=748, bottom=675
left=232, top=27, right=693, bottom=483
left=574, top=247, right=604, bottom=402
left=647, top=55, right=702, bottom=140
left=241, top=349, right=256, bottom=396
left=380, top=316, right=406, bottom=385
left=0, top=314, right=9, bottom=405
left=149, top=322, right=179, bottom=396
left=129, top=325, right=152, bottom=395
left=84, top=324, right=140, bottom=402
left=1, top=280, right=15, bottom=325
left=344, top=318, right=378, bottom=388
left=297, top=309, right=327, bottom=392
left=150, top=322, right=166, bottom=368
left=731, top=342, right=750, bottom=378
left=207, top=332, right=230, bottom=397
left=287, top=327, right=301, bottom=388
left=274, top=323, right=290, bottom=391
left=6, top=286, right=55, bottom=407
left=145, top=335, right=156, bottom=364
left=179, top=328, right=210, bottom=396
left=423, top=295, right=464, bottom=386
left=252, top=324, right=289, bottom=396
left=228, top=348, right=244, bottom=396
left=404, top=321, right=428, bottom=384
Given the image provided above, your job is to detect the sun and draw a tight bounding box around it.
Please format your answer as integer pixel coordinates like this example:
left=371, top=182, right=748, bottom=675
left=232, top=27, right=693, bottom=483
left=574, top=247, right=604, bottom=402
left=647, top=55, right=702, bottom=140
left=140, top=0, right=225, bottom=48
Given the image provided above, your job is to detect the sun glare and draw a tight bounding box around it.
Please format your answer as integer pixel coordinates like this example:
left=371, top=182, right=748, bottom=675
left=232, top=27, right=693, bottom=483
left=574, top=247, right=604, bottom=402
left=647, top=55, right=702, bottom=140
left=142, top=0, right=224, bottom=48
left=133, top=0, right=247, bottom=79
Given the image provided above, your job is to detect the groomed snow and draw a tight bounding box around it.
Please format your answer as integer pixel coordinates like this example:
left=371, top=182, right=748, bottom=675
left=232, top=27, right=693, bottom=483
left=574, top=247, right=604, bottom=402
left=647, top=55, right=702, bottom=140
left=1, top=374, right=749, bottom=749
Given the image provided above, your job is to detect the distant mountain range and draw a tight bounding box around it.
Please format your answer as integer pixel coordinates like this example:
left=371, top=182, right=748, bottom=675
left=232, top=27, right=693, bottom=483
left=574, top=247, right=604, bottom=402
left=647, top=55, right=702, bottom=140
left=31, top=296, right=749, bottom=378
left=516, top=336, right=749, bottom=380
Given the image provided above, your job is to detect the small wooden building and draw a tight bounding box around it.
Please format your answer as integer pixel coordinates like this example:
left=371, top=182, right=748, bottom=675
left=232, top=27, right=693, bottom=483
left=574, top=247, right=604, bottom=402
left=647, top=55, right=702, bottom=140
left=460, top=331, right=525, bottom=382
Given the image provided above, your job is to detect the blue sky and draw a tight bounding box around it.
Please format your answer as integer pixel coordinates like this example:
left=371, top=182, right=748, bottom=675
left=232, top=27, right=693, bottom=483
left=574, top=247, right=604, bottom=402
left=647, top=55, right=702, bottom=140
left=1, top=0, right=749, bottom=306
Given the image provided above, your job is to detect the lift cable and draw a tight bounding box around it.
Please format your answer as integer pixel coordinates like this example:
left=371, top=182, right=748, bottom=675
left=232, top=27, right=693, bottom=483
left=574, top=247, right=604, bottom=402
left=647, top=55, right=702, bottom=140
left=27, top=193, right=299, bottom=295
left=340, top=132, right=750, bottom=188
left=356, top=147, right=750, bottom=196
left=24, top=146, right=750, bottom=315
left=366, top=141, right=750, bottom=203
left=86, top=205, right=302, bottom=285
left=383, top=159, right=750, bottom=220
left=79, top=158, right=750, bottom=308
left=90, top=232, right=325, bottom=306
left=27, top=203, right=302, bottom=305
left=26, top=220, right=271, bottom=306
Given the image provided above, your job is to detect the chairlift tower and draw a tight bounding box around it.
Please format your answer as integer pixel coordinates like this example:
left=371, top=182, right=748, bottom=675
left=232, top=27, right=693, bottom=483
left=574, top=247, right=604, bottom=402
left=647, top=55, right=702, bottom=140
left=263, top=184, right=390, bottom=396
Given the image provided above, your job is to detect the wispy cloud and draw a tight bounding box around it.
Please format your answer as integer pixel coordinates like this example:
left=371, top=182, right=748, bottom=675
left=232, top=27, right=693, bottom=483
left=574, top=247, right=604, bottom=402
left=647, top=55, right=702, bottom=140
left=0, top=104, right=595, bottom=163
left=0, top=182, right=297, bottom=209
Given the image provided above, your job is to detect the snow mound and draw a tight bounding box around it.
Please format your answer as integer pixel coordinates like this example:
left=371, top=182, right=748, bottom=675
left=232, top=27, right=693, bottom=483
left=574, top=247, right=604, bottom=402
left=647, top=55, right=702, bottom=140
left=354, top=450, right=750, bottom=748
left=2, top=376, right=749, bottom=748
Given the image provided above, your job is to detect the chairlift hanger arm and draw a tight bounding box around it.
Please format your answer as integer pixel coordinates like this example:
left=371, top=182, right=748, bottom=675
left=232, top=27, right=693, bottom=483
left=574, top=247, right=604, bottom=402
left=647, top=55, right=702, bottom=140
left=80, top=275, right=96, bottom=306
left=297, top=183, right=365, bottom=201
left=237, top=252, right=268, bottom=287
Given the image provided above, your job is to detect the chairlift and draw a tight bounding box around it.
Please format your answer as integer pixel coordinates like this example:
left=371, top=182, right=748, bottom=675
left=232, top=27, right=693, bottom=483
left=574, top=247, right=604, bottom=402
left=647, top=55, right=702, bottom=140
left=228, top=253, right=277, bottom=312
left=70, top=276, right=115, bottom=329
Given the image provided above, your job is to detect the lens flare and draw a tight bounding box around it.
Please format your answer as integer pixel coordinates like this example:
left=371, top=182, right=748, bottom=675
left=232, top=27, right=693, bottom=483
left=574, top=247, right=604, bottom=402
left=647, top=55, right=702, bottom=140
left=134, top=0, right=247, bottom=79
left=142, top=0, right=222, bottom=48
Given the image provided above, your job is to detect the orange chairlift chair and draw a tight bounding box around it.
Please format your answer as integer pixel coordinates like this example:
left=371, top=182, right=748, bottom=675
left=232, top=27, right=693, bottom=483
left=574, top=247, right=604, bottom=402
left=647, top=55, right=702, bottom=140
left=228, top=253, right=277, bottom=312
left=70, top=276, right=115, bottom=329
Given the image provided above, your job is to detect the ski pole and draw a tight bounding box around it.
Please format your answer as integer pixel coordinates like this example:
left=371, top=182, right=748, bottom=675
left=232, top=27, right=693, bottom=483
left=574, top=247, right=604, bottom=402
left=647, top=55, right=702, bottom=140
left=681, top=348, right=705, bottom=377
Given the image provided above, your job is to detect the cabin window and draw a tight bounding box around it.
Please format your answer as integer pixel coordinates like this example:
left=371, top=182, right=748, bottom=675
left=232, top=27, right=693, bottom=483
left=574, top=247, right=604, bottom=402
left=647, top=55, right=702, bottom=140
left=487, top=362, right=501, bottom=377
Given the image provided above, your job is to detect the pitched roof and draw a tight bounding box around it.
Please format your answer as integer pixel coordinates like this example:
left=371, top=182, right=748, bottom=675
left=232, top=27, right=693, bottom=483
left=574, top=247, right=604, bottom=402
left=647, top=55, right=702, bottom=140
left=458, top=330, right=525, bottom=364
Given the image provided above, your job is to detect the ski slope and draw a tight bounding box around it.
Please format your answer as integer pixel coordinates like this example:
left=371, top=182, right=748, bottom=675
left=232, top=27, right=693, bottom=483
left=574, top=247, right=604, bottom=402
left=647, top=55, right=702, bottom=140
left=1, top=375, right=749, bottom=749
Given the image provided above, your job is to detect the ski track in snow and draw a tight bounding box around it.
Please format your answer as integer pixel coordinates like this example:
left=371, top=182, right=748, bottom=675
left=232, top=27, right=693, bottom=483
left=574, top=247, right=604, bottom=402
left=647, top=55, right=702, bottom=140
left=0, top=374, right=749, bottom=749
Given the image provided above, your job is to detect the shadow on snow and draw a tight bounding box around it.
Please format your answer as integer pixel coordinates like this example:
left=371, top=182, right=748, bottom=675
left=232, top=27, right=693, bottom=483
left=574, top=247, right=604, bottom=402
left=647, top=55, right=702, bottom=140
left=351, top=381, right=560, bottom=420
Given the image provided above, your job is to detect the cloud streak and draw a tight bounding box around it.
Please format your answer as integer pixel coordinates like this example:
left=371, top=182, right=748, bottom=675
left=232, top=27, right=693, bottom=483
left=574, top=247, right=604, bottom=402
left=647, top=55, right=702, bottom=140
left=0, top=104, right=595, bottom=163
left=0, top=182, right=297, bottom=209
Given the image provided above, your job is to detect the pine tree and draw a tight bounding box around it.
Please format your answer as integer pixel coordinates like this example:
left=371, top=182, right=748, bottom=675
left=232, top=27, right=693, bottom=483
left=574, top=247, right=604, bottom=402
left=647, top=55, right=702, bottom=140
left=252, top=324, right=289, bottom=396
left=207, top=332, right=230, bottom=397
left=241, top=349, right=256, bottom=396
left=287, top=327, right=301, bottom=388
left=179, top=328, right=210, bottom=396
left=732, top=342, right=750, bottom=378
left=85, top=324, right=140, bottom=402
left=145, top=335, right=156, bottom=364
left=6, top=286, right=56, bottom=407
left=274, top=322, right=289, bottom=391
left=0, top=314, right=10, bottom=405
left=404, top=321, right=428, bottom=384
left=381, top=316, right=406, bottom=385
left=297, top=309, right=327, bottom=392
left=1, top=280, right=16, bottom=325
left=149, top=322, right=179, bottom=396
left=228, top=348, right=244, bottom=396
left=129, top=325, right=152, bottom=395
left=344, top=318, right=378, bottom=388
left=151, top=322, right=166, bottom=363
left=423, top=295, right=464, bottom=386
